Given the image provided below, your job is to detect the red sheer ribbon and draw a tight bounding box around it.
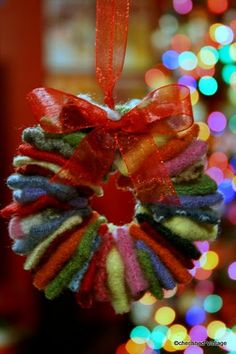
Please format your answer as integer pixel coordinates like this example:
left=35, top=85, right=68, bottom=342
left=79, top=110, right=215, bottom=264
left=27, top=84, right=193, bottom=204
left=96, top=0, right=130, bottom=108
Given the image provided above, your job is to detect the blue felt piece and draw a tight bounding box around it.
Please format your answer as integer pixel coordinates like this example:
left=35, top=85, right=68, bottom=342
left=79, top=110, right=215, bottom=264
left=136, top=240, right=176, bottom=290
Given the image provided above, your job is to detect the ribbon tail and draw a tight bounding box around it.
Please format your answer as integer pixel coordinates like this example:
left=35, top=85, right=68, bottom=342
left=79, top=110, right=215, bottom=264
left=116, top=132, right=180, bottom=204
left=52, top=128, right=116, bottom=189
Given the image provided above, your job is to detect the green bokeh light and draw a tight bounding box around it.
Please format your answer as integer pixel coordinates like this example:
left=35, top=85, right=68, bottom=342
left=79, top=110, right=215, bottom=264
left=229, top=115, right=236, bottom=133
left=130, top=326, right=150, bottom=344
left=203, top=294, right=223, bottom=313
left=151, top=325, right=168, bottom=349
left=222, top=65, right=236, bottom=84
left=199, top=76, right=218, bottom=96
left=219, top=45, right=233, bottom=64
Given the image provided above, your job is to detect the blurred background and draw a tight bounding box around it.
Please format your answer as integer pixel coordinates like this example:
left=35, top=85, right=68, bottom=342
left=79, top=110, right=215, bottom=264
left=1, top=0, right=236, bottom=353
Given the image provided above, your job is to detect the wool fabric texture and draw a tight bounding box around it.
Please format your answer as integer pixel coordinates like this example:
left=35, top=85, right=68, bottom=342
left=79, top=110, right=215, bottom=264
left=179, top=193, right=223, bottom=208
left=136, top=240, right=176, bottom=290
left=115, top=227, right=148, bottom=296
left=163, top=216, right=218, bottom=241
left=76, top=252, right=98, bottom=309
left=138, top=219, right=194, bottom=269
left=145, top=203, right=219, bottom=224
left=135, top=247, right=164, bottom=300
left=18, top=144, right=67, bottom=166
left=1, top=196, right=71, bottom=219
left=94, top=232, right=115, bottom=302
left=12, top=210, right=91, bottom=255
left=24, top=214, right=83, bottom=270
left=8, top=210, right=54, bottom=240
left=33, top=213, right=98, bottom=289
left=174, top=175, right=217, bottom=195
left=129, top=224, right=192, bottom=284
left=171, top=159, right=204, bottom=183
left=16, top=165, right=54, bottom=178
left=13, top=156, right=61, bottom=174
left=8, top=174, right=79, bottom=201
left=106, top=247, right=130, bottom=314
left=136, top=213, right=201, bottom=260
left=44, top=216, right=105, bottom=299
left=22, top=126, right=86, bottom=158
left=69, top=236, right=101, bottom=292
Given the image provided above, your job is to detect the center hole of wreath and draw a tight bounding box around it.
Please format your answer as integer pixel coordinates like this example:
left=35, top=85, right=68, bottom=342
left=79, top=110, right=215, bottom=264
left=91, top=172, right=135, bottom=225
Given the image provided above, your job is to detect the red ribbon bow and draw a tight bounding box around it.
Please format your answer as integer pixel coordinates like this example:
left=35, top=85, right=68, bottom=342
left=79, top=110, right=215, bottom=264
left=27, top=84, right=193, bottom=203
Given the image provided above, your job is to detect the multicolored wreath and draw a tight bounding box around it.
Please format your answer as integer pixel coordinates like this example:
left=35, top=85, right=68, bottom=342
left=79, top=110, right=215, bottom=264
left=1, top=0, right=223, bottom=314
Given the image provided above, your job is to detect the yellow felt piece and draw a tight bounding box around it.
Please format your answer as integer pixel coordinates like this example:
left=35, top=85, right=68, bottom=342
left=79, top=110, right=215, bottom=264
left=24, top=215, right=82, bottom=270
left=106, top=247, right=130, bottom=314
left=163, top=216, right=218, bottom=241
left=13, top=156, right=61, bottom=174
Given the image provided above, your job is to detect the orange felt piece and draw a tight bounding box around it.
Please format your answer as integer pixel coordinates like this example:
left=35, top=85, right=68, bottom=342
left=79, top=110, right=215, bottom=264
left=129, top=224, right=192, bottom=284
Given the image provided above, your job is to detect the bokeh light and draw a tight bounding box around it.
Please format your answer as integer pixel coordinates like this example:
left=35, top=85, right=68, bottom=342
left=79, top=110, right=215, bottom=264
left=125, top=339, right=146, bottom=354
left=195, top=280, right=214, bottom=297
left=198, top=76, right=218, bottom=95
left=159, top=14, right=179, bottom=35
left=207, top=111, right=227, bottom=133
left=131, top=326, right=151, bottom=344
left=197, top=122, right=210, bottom=141
left=173, top=0, right=193, bottom=15
left=207, top=321, right=226, bottom=339
left=228, top=261, right=236, bottom=280
left=194, top=268, right=212, bottom=281
left=184, top=346, right=203, bottom=354
left=200, top=251, right=219, bottom=270
left=178, top=75, right=196, bottom=92
left=189, top=325, right=208, bottom=341
left=116, top=344, right=129, bottom=354
left=206, top=167, right=224, bottom=184
left=229, top=114, right=236, bottom=133
left=154, top=307, right=176, bottom=326
left=222, top=64, right=236, bottom=84
left=162, top=50, right=179, bottom=70
left=198, top=46, right=219, bottom=67
left=167, top=324, right=187, bottom=342
left=145, top=68, right=170, bottom=89
left=171, top=34, right=191, bottom=52
left=215, top=25, right=234, bottom=45
left=203, top=294, right=223, bottom=313
left=218, top=179, right=235, bottom=203
left=208, top=152, right=228, bottom=170
left=219, top=45, right=233, bottom=64
left=190, top=90, right=199, bottom=105
left=207, top=0, right=228, bottom=14
left=226, top=203, right=236, bottom=224
left=230, top=156, right=236, bottom=172
left=179, top=51, right=198, bottom=71
left=185, top=306, right=206, bottom=326
left=151, top=326, right=168, bottom=349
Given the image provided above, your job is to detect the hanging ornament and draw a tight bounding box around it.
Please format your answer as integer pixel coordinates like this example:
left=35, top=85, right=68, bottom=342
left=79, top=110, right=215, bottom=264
left=1, top=0, right=223, bottom=314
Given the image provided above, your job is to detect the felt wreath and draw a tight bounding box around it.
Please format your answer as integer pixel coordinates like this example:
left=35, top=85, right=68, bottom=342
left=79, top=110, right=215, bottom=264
left=1, top=85, right=222, bottom=314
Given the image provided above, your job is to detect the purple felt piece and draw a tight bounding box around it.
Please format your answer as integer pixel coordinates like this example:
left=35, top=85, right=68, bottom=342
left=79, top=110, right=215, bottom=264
left=165, top=140, right=207, bottom=176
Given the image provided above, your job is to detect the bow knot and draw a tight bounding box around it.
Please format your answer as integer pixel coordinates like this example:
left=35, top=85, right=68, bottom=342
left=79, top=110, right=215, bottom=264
left=27, top=84, right=193, bottom=203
